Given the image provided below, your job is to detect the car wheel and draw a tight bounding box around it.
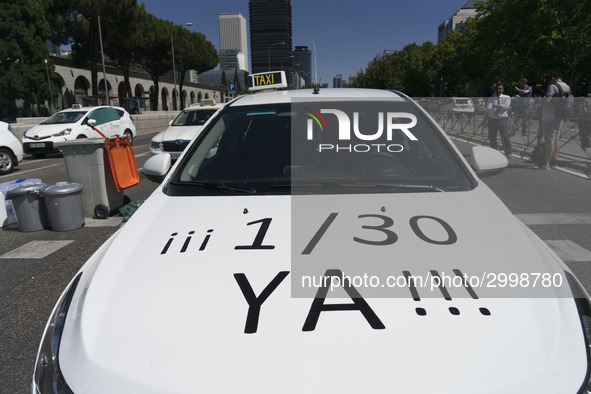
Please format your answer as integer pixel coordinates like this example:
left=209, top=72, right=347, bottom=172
left=124, top=130, right=133, bottom=145
left=76, top=134, right=87, bottom=139
left=94, top=204, right=110, bottom=219
left=0, top=148, right=15, bottom=175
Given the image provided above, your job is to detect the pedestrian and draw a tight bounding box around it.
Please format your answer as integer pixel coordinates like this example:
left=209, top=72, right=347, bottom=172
left=534, top=71, right=571, bottom=169
left=510, top=78, right=532, bottom=136
left=486, top=82, right=513, bottom=157
left=488, top=82, right=497, bottom=97
left=577, top=93, right=591, bottom=151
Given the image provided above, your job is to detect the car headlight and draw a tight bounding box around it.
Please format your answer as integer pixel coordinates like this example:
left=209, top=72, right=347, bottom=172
left=7, top=124, right=16, bottom=137
left=151, top=141, right=163, bottom=150
left=32, top=273, right=81, bottom=394
left=52, top=128, right=72, bottom=137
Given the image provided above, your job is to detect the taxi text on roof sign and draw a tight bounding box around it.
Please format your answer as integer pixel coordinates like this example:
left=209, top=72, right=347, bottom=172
left=248, top=71, right=288, bottom=92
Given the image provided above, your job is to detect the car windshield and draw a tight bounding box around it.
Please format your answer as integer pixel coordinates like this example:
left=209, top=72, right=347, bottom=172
left=41, top=111, right=86, bottom=125
left=168, top=99, right=475, bottom=196
left=172, top=109, right=218, bottom=126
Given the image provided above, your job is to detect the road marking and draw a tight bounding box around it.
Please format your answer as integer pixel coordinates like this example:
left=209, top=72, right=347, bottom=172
left=0, top=240, right=74, bottom=259
left=546, top=240, right=591, bottom=262
left=516, top=213, right=591, bottom=225
left=84, top=217, right=122, bottom=227
left=0, top=164, right=60, bottom=180
left=0, top=237, right=588, bottom=262
left=17, top=158, right=52, bottom=166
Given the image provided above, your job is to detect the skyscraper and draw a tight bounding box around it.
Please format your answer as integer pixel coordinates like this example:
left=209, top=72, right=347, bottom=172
left=249, top=0, right=292, bottom=77
left=293, top=46, right=312, bottom=87
left=219, top=13, right=249, bottom=72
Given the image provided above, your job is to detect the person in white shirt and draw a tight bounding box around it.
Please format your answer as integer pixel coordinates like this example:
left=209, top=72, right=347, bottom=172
left=486, top=82, right=513, bottom=156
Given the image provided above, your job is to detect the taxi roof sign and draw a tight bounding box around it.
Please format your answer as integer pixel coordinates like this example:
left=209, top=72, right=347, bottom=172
left=248, top=71, right=287, bottom=92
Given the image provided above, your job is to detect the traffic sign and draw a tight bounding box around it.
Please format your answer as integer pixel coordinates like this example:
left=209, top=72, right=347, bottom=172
left=228, top=83, right=236, bottom=93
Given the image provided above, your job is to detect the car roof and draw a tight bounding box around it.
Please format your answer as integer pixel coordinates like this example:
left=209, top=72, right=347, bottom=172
left=58, top=106, right=115, bottom=113
left=228, top=88, right=407, bottom=107
left=184, top=105, right=224, bottom=111
left=186, top=101, right=225, bottom=108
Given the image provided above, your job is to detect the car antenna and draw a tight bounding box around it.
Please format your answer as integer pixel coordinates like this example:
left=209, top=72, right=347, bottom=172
left=313, top=85, right=320, bottom=94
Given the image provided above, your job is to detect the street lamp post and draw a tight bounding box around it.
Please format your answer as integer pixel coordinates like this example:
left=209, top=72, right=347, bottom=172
left=281, top=55, right=294, bottom=87
left=281, top=54, right=293, bottom=71
left=97, top=4, right=109, bottom=104
left=44, top=59, right=55, bottom=114
left=171, top=22, right=192, bottom=110
left=268, top=42, right=286, bottom=71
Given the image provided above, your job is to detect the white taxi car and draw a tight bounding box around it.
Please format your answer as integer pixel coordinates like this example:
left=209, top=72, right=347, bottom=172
left=150, top=100, right=224, bottom=160
left=33, top=72, right=591, bottom=393
left=0, top=120, right=23, bottom=175
left=22, top=105, right=136, bottom=156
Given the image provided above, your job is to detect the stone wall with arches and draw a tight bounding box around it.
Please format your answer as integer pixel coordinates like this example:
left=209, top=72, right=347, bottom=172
left=50, top=55, right=232, bottom=114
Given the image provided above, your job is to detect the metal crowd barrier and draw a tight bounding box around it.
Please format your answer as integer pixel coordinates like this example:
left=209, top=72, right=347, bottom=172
left=419, top=97, right=591, bottom=175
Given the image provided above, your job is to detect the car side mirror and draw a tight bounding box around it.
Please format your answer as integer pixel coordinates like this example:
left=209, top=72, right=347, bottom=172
left=471, top=146, right=508, bottom=177
left=87, top=119, right=97, bottom=126
left=169, top=120, right=173, bottom=126
left=143, top=153, right=172, bottom=183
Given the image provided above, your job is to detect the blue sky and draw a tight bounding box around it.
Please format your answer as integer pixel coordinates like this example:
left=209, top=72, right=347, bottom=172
left=140, top=0, right=468, bottom=86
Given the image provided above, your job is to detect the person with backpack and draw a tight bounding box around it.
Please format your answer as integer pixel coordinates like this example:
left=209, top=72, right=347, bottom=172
left=510, top=78, right=532, bottom=136
left=534, top=71, right=571, bottom=170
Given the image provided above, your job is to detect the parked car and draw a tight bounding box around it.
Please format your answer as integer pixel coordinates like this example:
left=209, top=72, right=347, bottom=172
left=33, top=74, right=591, bottom=393
left=150, top=100, right=224, bottom=160
left=474, top=98, right=486, bottom=114
left=441, top=97, right=475, bottom=113
left=0, top=121, right=23, bottom=175
left=22, top=105, right=136, bottom=157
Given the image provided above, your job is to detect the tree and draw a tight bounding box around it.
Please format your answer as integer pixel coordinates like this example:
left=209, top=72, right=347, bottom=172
left=50, top=0, right=141, bottom=101
left=101, top=0, right=142, bottom=101
left=351, top=43, right=439, bottom=97
left=221, top=70, right=228, bottom=88
left=352, top=0, right=591, bottom=97
left=66, top=0, right=103, bottom=97
left=175, top=29, right=219, bottom=108
left=135, top=14, right=173, bottom=110
left=0, top=0, right=55, bottom=114
left=233, top=67, right=242, bottom=93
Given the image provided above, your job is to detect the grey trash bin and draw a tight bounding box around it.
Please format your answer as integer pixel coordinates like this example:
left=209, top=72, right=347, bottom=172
left=43, top=182, right=85, bottom=232
left=54, top=139, right=125, bottom=219
left=5, top=183, right=50, bottom=232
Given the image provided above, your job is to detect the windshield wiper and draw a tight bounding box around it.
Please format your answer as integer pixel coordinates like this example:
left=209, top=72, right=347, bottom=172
left=343, top=182, right=445, bottom=192
left=184, top=181, right=257, bottom=194
left=286, top=181, right=444, bottom=192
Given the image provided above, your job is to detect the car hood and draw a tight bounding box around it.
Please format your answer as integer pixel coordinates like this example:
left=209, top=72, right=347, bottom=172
left=59, top=184, right=587, bottom=393
left=23, top=123, right=82, bottom=138
left=154, top=125, right=205, bottom=142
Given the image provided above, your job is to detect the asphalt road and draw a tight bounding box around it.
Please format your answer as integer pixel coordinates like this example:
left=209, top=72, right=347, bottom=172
left=0, top=132, right=160, bottom=393
left=1, top=133, right=590, bottom=393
